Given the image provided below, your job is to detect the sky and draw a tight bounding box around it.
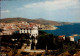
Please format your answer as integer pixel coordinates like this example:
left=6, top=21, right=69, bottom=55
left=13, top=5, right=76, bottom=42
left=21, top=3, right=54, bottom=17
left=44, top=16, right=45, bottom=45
left=1, top=0, right=80, bottom=23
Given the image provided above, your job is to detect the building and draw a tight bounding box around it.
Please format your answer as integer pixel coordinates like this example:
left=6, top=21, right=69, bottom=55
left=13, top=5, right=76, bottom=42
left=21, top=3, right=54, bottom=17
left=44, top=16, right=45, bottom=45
left=58, top=35, right=65, bottom=40
left=19, top=26, right=38, bottom=37
left=69, top=36, right=74, bottom=41
left=2, top=30, right=15, bottom=35
left=19, top=26, right=38, bottom=50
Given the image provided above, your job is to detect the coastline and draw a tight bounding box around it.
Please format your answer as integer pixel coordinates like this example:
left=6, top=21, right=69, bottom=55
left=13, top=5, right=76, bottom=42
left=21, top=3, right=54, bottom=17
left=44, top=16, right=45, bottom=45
left=39, top=26, right=58, bottom=30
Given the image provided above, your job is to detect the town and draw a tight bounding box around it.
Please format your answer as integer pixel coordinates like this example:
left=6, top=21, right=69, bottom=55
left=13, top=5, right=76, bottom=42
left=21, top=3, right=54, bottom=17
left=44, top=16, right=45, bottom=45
left=0, top=21, right=57, bottom=35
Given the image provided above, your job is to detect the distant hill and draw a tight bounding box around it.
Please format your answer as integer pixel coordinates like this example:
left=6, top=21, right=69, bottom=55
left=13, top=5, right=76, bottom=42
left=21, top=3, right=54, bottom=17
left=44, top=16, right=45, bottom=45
left=0, top=17, right=71, bottom=26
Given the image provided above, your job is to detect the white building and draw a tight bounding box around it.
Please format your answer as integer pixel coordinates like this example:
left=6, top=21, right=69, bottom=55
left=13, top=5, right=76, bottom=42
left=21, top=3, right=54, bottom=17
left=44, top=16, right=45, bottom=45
left=19, top=26, right=38, bottom=50
left=69, top=36, right=74, bottom=41
left=19, top=26, right=38, bottom=37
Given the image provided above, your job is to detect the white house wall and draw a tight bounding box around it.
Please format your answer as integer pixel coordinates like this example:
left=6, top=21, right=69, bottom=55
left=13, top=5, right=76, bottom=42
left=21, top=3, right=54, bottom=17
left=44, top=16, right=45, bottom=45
left=25, top=30, right=27, bottom=33
left=28, top=30, right=31, bottom=33
left=19, top=28, right=38, bottom=37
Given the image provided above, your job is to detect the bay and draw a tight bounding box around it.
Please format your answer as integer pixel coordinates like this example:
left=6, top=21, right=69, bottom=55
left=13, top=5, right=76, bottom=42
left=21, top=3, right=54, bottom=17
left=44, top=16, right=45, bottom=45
left=43, top=23, right=80, bottom=41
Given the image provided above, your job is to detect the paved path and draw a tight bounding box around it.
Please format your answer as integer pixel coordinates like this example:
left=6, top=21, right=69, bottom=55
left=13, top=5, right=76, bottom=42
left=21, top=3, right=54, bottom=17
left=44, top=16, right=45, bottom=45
left=23, top=50, right=45, bottom=53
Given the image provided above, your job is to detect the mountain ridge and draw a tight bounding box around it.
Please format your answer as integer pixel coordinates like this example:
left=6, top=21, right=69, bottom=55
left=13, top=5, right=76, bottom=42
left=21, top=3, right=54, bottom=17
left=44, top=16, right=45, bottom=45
left=0, top=17, right=71, bottom=26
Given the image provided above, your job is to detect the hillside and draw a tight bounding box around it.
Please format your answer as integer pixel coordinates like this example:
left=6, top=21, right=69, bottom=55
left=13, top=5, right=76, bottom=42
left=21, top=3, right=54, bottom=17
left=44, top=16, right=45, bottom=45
left=0, top=18, right=70, bottom=26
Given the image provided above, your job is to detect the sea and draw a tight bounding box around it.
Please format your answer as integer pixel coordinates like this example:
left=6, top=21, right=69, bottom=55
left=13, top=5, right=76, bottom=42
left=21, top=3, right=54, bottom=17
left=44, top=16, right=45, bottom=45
left=43, top=23, right=80, bottom=41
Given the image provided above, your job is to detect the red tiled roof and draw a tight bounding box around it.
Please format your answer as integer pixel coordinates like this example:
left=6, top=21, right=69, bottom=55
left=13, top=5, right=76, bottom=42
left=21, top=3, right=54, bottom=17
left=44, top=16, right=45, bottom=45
left=70, top=36, right=74, bottom=38
left=58, top=35, right=65, bottom=38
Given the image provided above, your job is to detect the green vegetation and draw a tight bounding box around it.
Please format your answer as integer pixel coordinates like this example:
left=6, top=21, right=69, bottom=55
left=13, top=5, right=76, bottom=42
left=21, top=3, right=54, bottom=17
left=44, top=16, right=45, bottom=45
left=1, top=30, right=80, bottom=56
left=37, top=31, right=80, bottom=55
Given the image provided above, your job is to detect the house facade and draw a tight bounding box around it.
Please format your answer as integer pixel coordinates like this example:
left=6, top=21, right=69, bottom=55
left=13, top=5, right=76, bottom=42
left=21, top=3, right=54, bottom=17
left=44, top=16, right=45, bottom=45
left=19, top=26, right=38, bottom=37
left=19, top=26, right=38, bottom=50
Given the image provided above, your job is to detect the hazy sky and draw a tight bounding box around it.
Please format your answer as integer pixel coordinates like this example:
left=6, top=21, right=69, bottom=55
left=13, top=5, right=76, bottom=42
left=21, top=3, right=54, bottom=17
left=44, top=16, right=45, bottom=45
left=1, top=0, right=80, bottom=23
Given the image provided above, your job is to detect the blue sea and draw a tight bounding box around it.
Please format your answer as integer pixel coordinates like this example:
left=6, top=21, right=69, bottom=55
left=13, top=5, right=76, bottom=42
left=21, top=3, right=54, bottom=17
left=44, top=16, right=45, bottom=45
left=43, top=23, right=80, bottom=41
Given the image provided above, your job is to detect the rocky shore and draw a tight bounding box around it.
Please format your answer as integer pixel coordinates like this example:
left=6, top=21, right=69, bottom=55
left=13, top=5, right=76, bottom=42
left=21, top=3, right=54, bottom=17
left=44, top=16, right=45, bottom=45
left=39, top=25, right=58, bottom=30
